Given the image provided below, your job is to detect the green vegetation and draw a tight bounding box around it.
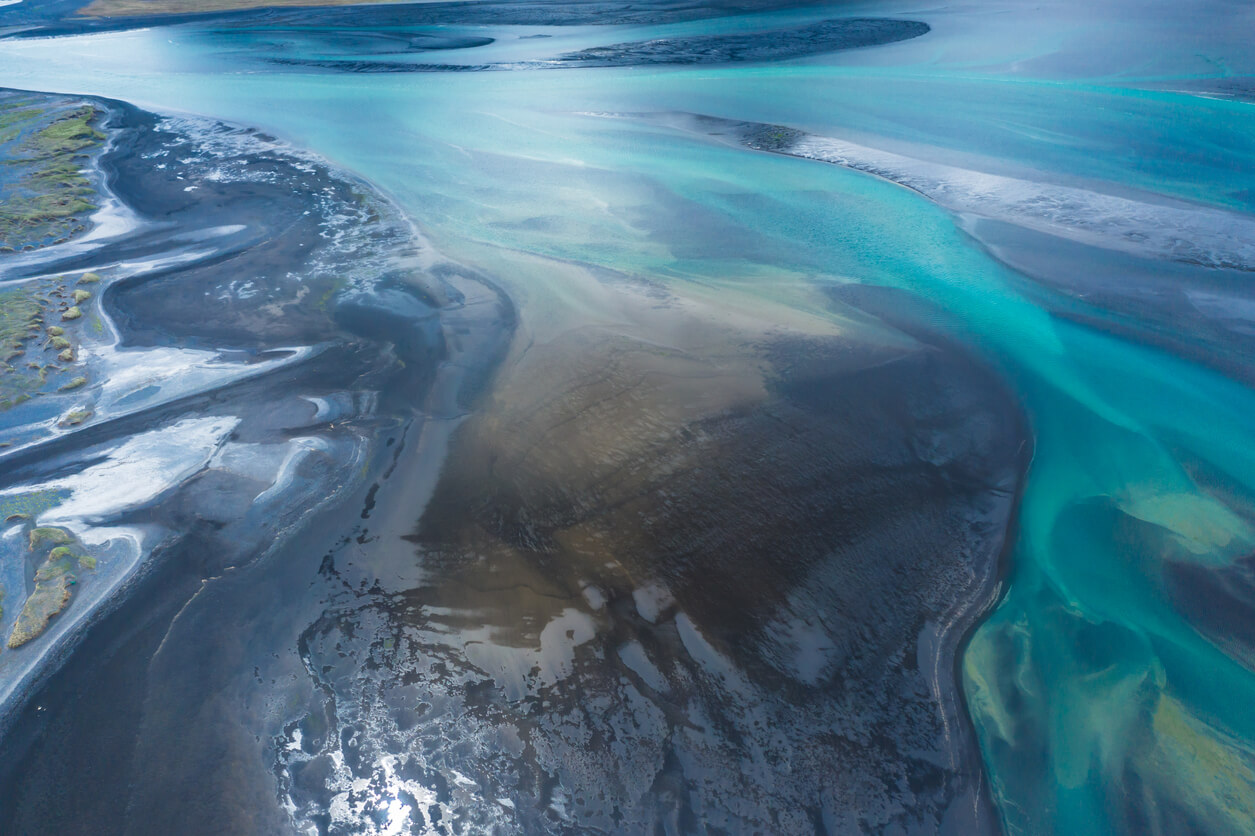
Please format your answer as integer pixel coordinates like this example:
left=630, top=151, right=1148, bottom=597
left=0, top=107, right=43, bottom=131
left=23, top=106, right=105, bottom=157
left=0, top=286, right=47, bottom=410
left=8, top=522, right=93, bottom=648
left=315, top=276, right=349, bottom=312
left=0, top=287, right=42, bottom=365
left=0, top=491, right=70, bottom=523
left=8, top=572, right=72, bottom=648
left=34, top=560, right=71, bottom=582
left=77, top=272, right=101, bottom=284
left=29, top=526, right=72, bottom=550
left=0, top=272, right=97, bottom=407
left=0, top=100, right=105, bottom=251
left=59, top=408, right=91, bottom=427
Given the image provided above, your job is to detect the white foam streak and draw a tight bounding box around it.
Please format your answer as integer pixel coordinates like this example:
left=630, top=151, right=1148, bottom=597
left=15, top=417, right=239, bottom=525
left=92, top=343, right=314, bottom=419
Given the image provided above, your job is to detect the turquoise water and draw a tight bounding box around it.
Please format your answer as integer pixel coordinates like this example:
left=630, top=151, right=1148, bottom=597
left=2, top=1, right=1254, bottom=831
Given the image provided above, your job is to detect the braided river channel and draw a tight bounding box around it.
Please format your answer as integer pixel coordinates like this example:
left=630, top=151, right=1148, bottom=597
left=0, top=0, right=1253, bottom=833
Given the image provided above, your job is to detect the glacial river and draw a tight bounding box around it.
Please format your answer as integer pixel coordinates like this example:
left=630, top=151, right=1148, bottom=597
left=1, top=0, right=1254, bottom=832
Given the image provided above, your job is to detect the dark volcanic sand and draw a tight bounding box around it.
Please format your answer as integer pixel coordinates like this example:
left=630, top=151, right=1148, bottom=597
left=552, top=17, right=928, bottom=68
left=1, top=0, right=834, bottom=39
left=0, top=93, right=1022, bottom=835
left=260, top=16, right=929, bottom=73
left=0, top=94, right=511, bottom=833
left=262, top=279, right=1027, bottom=832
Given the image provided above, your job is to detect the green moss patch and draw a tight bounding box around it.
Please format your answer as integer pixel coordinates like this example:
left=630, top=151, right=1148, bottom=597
left=0, top=270, right=102, bottom=409
left=34, top=559, right=71, bottom=582
left=8, top=522, right=95, bottom=648
left=0, top=108, right=43, bottom=131
left=72, top=289, right=91, bottom=304
left=29, top=526, right=73, bottom=551
left=0, top=491, right=70, bottom=523
left=7, top=572, right=72, bottom=648
left=59, top=408, right=91, bottom=427
left=21, top=106, right=105, bottom=157
left=0, top=100, right=106, bottom=251
left=0, top=287, right=48, bottom=409
left=0, top=287, right=42, bottom=365
left=48, top=545, right=78, bottom=560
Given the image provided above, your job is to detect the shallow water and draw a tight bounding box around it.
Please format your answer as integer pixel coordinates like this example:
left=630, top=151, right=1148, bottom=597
left=1, top=0, right=1254, bottom=832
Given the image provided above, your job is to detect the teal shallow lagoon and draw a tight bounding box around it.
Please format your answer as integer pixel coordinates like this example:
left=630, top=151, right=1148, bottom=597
left=1, top=0, right=1254, bottom=831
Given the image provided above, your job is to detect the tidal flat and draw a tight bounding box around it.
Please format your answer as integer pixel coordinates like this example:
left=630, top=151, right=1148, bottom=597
left=0, top=89, right=1018, bottom=833
left=0, top=87, right=509, bottom=834
left=0, top=0, right=1253, bottom=834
